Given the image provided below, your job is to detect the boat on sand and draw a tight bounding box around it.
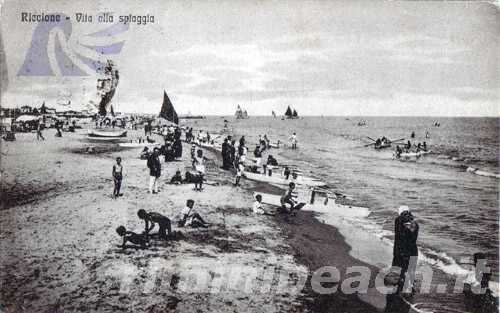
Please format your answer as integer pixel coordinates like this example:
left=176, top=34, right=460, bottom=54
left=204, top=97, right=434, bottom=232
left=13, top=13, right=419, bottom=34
left=87, top=129, right=127, bottom=138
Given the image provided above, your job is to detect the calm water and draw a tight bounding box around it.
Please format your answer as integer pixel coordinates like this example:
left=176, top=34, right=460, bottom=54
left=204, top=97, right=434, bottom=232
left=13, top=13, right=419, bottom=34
left=183, top=116, right=499, bottom=311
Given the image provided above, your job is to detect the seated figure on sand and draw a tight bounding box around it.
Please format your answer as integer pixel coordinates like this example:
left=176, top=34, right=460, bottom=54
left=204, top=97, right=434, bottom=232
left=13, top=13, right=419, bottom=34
left=116, top=225, right=149, bottom=249
left=177, top=199, right=209, bottom=228
left=170, top=170, right=184, bottom=184
left=253, top=194, right=274, bottom=216
left=137, top=209, right=172, bottom=240
left=280, top=182, right=301, bottom=215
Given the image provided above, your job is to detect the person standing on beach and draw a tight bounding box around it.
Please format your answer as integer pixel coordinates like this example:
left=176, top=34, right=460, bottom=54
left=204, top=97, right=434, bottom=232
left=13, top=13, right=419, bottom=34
left=147, top=148, right=161, bottom=194
left=230, top=140, right=237, bottom=169
left=393, top=206, right=419, bottom=293
left=112, top=157, right=123, bottom=198
left=36, top=120, right=45, bottom=141
left=193, top=149, right=207, bottom=191
left=290, top=132, right=297, bottom=149
left=221, top=138, right=229, bottom=169
left=253, top=144, right=262, bottom=169
left=137, top=209, right=171, bottom=240
left=234, top=160, right=244, bottom=186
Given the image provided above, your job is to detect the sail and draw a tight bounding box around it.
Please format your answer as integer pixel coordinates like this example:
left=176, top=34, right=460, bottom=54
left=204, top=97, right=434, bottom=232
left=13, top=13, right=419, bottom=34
left=272, top=110, right=276, bottom=117
left=292, top=109, right=298, bottom=117
left=40, top=102, right=47, bottom=114
left=159, top=90, right=179, bottom=124
left=285, top=106, right=292, bottom=117
left=235, top=105, right=248, bottom=119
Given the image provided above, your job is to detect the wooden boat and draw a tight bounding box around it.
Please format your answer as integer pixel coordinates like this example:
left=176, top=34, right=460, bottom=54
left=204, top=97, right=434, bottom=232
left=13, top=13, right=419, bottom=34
left=87, top=129, right=127, bottom=138
left=119, top=142, right=160, bottom=148
left=374, top=143, right=391, bottom=150
left=253, top=191, right=370, bottom=218
left=395, top=150, right=431, bottom=160
left=244, top=171, right=325, bottom=187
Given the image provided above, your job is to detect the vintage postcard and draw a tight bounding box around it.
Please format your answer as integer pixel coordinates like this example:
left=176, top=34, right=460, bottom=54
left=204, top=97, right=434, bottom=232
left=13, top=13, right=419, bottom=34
left=0, top=1, right=498, bottom=312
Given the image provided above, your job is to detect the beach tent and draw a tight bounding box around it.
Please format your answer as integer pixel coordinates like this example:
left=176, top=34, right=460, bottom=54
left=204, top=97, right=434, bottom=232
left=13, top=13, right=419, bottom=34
left=16, top=115, right=40, bottom=122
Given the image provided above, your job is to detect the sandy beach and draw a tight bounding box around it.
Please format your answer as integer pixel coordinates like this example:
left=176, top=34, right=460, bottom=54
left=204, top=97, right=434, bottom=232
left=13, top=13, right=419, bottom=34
left=0, top=128, right=389, bottom=313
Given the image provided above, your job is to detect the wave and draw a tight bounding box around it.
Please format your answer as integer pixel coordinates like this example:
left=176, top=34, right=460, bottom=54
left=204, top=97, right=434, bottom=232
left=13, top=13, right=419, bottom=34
left=316, top=209, right=474, bottom=280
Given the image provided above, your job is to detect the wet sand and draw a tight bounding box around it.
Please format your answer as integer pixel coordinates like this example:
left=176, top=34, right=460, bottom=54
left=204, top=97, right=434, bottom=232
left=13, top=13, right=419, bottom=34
left=0, top=128, right=385, bottom=312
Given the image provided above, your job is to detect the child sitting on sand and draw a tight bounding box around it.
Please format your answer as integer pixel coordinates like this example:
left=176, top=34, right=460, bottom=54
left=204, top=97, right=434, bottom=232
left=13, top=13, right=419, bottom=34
left=169, top=170, right=184, bottom=184
left=116, top=226, right=149, bottom=249
left=253, top=194, right=274, bottom=216
left=177, top=199, right=209, bottom=228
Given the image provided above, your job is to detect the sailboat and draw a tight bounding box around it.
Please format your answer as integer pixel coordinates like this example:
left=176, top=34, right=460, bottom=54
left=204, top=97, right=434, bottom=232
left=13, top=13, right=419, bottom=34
left=284, top=106, right=299, bottom=119
left=272, top=110, right=276, bottom=118
left=159, top=90, right=179, bottom=124
left=235, top=105, right=249, bottom=119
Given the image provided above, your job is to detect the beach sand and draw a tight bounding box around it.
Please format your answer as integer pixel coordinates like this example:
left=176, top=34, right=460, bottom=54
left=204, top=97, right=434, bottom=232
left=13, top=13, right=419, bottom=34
left=0, top=128, right=387, bottom=312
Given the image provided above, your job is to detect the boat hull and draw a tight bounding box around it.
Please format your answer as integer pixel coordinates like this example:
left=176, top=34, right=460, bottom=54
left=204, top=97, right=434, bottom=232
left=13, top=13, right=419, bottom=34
left=244, top=171, right=326, bottom=187
left=87, top=129, right=127, bottom=138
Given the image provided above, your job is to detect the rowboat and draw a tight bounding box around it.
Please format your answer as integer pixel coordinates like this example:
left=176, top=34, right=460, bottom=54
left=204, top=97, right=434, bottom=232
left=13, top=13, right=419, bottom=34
left=87, top=129, right=127, bottom=138
left=119, top=142, right=160, bottom=148
left=244, top=171, right=326, bottom=187
left=253, top=192, right=370, bottom=218
left=395, top=150, right=431, bottom=160
left=374, top=143, right=391, bottom=150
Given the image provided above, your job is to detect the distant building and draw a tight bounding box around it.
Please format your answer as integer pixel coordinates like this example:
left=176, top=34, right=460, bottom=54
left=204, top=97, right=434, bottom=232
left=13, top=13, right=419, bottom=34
left=20, top=105, right=32, bottom=114
left=45, top=108, right=57, bottom=114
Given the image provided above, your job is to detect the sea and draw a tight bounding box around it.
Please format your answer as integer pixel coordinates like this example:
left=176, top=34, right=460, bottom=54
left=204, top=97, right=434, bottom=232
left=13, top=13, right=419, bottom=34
left=182, top=116, right=499, bottom=312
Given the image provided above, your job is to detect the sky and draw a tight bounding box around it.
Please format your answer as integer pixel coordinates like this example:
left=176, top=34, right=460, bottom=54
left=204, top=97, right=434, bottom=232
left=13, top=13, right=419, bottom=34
left=0, top=0, right=498, bottom=116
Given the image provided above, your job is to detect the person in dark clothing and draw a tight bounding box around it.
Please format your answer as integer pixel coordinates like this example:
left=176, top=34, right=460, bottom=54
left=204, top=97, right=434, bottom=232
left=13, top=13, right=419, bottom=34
left=162, top=143, right=175, bottom=162
left=147, top=148, right=161, bottom=194
left=393, top=206, right=419, bottom=293
left=395, top=145, right=403, bottom=158
left=173, top=138, right=182, bottom=158
left=229, top=140, right=236, bottom=169
left=137, top=209, right=172, bottom=240
left=116, top=225, right=149, bottom=249
left=221, top=138, right=230, bottom=169
left=36, top=121, right=45, bottom=141
left=267, top=155, right=278, bottom=166
left=280, top=182, right=297, bottom=213
left=283, top=166, right=291, bottom=180
left=170, top=170, right=184, bottom=184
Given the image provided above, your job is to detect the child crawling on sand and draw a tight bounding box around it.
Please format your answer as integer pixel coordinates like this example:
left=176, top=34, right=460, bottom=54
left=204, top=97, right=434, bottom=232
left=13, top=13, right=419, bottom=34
left=116, top=226, right=149, bottom=249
